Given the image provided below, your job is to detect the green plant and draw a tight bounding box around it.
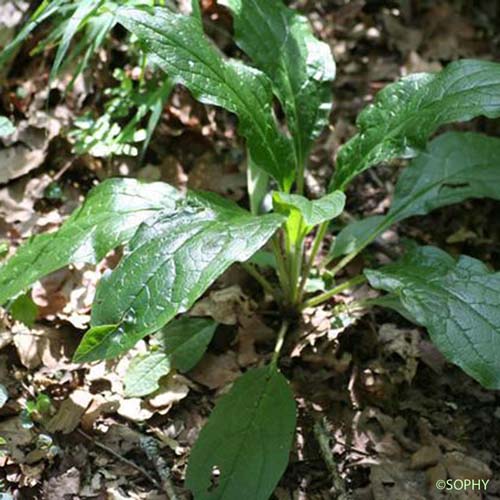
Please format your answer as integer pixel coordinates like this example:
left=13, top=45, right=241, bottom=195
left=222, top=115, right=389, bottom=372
left=20, top=393, right=52, bottom=429
left=1, top=1, right=500, bottom=498
left=69, top=68, right=172, bottom=158
left=0, top=0, right=162, bottom=85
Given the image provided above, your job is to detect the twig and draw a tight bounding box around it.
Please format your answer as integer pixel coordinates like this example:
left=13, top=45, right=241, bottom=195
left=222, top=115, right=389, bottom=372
left=313, top=418, right=350, bottom=500
left=76, top=429, right=162, bottom=491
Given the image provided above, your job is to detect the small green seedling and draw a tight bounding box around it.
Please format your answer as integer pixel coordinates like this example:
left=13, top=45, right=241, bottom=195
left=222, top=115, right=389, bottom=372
left=2, top=1, right=500, bottom=498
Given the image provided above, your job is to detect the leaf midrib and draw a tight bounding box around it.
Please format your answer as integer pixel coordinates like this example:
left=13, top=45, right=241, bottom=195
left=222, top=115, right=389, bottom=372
left=125, top=9, right=287, bottom=184
left=337, top=66, right=500, bottom=187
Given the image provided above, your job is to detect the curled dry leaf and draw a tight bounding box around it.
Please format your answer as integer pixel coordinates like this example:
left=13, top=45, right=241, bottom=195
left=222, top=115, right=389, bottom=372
left=0, top=115, right=61, bottom=184
left=12, top=323, right=80, bottom=370
left=81, top=395, right=120, bottom=432
left=190, top=285, right=251, bottom=325
left=146, top=374, right=190, bottom=412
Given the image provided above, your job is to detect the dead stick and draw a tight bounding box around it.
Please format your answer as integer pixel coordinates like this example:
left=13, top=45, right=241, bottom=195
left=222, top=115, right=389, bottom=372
left=313, top=417, right=350, bottom=500
left=76, top=428, right=162, bottom=491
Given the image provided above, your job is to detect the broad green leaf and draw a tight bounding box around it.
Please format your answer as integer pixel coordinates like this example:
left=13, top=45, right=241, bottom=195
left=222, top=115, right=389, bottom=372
left=249, top=250, right=277, bottom=270
left=329, top=132, right=500, bottom=261
left=222, top=0, right=335, bottom=172
left=273, top=191, right=345, bottom=248
left=331, top=59, right=500, bottom=191
left=124, top=352, right=171, bottom=397
left=186, top=366, right=296, bottom=500
left=329, top=216, right=384, bottom=261
left=0, top=117, right=15, bottom=137
left=74, top=192, right=284, bottom=362
left=158, top=316, right=217, bottom=372
left=273, top=191, right=345, bottom=228
left=366, top=246, right=500, bottom=389
left=9, top=293, right=38, bottom=327
left=0, top=178, right=179, bottom=305
left=117, top=6, right=295, bottom=190
left=124, top=317, right=216, bottom=397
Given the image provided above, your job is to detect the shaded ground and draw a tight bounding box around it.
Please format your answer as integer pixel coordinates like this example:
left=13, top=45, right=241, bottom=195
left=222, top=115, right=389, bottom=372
left=1, top=0, right=500, bottom=499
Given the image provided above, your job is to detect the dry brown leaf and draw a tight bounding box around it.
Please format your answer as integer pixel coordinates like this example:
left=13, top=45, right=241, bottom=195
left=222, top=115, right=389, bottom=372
left=379, top=323, right=421, bottom=384
left=382, top=13, right=423, bottom=55
left=45, top=390, right=93, bottom=434
left=190, top=285, right=251, bottom=325
left=410, top=445, right=442, bottom=470
left=0, top=417, right=34, bottom=462
left=0, top=115, right=61, bottom=184
left=147, top=374, right=190, bottom=411
left=0, top=313, right=12, bottom=351
left=443, top=451, right=492, bottom=481
left=188, top=352, right=240, bottom=389
left=81, top=395, right=119, bottom=432
left=42, top=467, right=80, bottom=499
left=117, top=398, right=154, bottom=422
left=236, top=315, right=274, bottom=367
left=32, top=264, right=99, bottom=329
left=421, top=4, right=477, bottom=60
left=12, top=323, right=79, bottom=370
left=19, top=462, right=45, bottom=487
left=370, top=461, right=427, bottom=500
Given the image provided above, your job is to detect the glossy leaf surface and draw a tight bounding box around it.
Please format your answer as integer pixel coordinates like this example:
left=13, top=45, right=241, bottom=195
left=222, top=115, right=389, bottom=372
left=331, top=60, right=500, bottom=190
left=330, top=132, right=500, bottom=260
left=223, top=0, right=335, bottom=169
left=117, top=6, right=295, bottom=190
left=74, top=193, right=283, bottom=362
left=366, top=246, right=500, bottom=389
left=0, top=179, right=179, bottom=305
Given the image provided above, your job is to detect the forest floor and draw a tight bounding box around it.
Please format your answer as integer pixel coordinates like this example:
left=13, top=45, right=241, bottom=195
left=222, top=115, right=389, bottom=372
left=1, top=0, right=500, bottom=499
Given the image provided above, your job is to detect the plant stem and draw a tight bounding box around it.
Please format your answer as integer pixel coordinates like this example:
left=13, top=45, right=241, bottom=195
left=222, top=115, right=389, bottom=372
left=241, top=262, right=275, bottom=297
left=323, top=218, right=392, bottom=275
left=289, top=234, right=305, bottom=305
left=271, top=320, right=289, bottom=367
left=297, top=221, right=329, bottom=302
left=77, top=429, right=163, bottom=491
left=301, top=274, right=366, bottom=309
left=272, top=234, right=290, bottom=298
